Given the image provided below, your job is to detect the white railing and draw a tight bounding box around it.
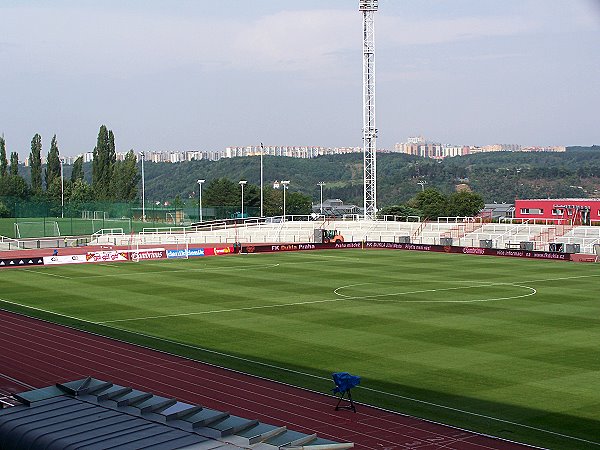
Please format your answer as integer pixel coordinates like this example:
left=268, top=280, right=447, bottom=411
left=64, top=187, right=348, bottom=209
left=85, top=220, right=600, bottom=255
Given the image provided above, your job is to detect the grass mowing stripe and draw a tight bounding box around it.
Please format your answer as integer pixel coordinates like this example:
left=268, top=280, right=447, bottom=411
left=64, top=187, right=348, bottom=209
left=1, top=295, right=596, bottom=447
left=99, top=283, right=536, bottom=324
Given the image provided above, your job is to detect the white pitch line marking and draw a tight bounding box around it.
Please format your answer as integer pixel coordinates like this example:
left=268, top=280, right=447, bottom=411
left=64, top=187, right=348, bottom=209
left=97, top=298, right=344, bottom=324
left=334, top=282, right=537, bottom=303
left=19, top=268, right=71, bottom=279
left=75, top=263, right=280, bottom=279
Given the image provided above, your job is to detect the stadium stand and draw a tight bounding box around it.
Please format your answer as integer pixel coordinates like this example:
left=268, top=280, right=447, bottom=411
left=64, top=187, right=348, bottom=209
left=83, top=216, right=600, bottom=255
left=0, top=377, right=352, bottom=450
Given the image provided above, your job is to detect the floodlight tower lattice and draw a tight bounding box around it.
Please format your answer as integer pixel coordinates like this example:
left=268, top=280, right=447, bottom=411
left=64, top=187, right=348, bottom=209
left=360, top=0, right=378, bottom=219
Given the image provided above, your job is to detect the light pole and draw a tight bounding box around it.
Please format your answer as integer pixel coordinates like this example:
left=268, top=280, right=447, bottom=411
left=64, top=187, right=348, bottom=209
left=60, top=158, right=64, bottom=218
left=418, top=180, right=427, bottom=192
left=260, top=143, right=264, bottom=217
left=317, top=181, right=325, bottom=215
left=140, top=151, right=146, bottom=221
left=197, top=179, right=205, bottom=222
left=281, top=180, right=290, bottom=222
left=239, top=180, right=247, bottom=218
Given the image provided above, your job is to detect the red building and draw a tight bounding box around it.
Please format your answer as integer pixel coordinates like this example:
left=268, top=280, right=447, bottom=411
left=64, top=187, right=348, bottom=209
left=514, top=198, right=600, bottom=225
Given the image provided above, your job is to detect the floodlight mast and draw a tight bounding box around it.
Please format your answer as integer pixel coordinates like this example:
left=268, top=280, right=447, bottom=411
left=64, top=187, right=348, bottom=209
left=360, top=0, right=378, bottom=220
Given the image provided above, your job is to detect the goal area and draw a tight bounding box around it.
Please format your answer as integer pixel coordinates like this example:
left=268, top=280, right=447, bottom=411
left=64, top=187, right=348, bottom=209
left=82, top=210, right=108, bottom=220
left=14, top=221, right=60, bottom=238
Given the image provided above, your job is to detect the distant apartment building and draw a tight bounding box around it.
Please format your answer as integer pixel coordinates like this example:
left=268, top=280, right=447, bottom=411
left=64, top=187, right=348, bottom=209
left=123, top=145, right=361, bottom=164
left=66, top=140, right=567, bottom=165
left=522, top=146, right=566, bottom=152
left=136, top=150, right=219, bottom=163
left=224, top=145, right=361, bottom=159
left=394, top=140, right=469, bottom=160
left=394, top=137, right=565, bottom=160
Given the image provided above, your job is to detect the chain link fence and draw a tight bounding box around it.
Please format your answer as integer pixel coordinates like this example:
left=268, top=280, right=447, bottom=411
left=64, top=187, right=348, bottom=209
left=0, top=197, right=260, bottom=238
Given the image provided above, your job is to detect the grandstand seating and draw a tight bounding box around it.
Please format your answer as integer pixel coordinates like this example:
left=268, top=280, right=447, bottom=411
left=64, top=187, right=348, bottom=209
left=84, top=217, right=600, bottom=255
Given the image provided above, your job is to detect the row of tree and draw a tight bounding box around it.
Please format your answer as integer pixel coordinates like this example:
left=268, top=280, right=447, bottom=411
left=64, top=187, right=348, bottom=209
left=379, top=189, right=485, bottom=219
left=189, top=178, right=313, bottom=216
left=0, top=135, right=29, bottom=204
left=0, top=126, right=140, bottom=208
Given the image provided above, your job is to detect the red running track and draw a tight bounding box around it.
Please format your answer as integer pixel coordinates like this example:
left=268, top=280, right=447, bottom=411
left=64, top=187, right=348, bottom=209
left=0, top=309, right=532, bottom=450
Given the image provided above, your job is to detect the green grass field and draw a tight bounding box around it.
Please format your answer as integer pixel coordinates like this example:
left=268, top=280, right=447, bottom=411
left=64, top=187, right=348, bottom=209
left=1, top=249, right=599, bottom=449
left=0, top=217, right=144, bottom=238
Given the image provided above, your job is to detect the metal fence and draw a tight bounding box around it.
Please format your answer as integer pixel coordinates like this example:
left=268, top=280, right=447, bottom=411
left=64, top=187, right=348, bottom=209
left=0, top=197, right=260, bottom=238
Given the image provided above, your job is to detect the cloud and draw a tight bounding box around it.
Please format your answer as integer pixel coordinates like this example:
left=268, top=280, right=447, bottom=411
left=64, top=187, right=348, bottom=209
left=379, top=15, right=538, bottom=47
left=0, top=6, right=359, bottom=78
left=0, top=2, right=594, bottom=80
left=229, top=10, right=359, bottom=72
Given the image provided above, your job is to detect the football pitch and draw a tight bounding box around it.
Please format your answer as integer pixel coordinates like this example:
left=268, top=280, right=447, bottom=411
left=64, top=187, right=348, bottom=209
left=1, top=249, right=599, bottom=449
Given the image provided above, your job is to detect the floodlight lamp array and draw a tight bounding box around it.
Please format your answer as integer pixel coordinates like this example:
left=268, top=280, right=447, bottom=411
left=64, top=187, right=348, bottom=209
left=359, top=0, right=378, bottom=11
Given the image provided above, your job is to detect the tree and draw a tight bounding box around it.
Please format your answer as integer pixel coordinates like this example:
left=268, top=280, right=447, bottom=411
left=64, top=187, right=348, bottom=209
left=92, top=125, right=116, bottom=199
left=412, top=188, right=448, bottom=219
left=10, top=152, right=19, bottom=176
left=45, top=176, right=63, bottom=204
left=285, top=191, right=312, bottom=215
left=378, top=204, right=422, bottom=218
left=112, top=150, right=140, bottom=201
left=71, top=156, right=84, bottom=181
left=203, top=178, right=239, bottom=206
left=29, top=134, right=43, bottom=193
left=68, top=178, right=95, bottom=209
left=0, top=174, right=29, bottom=199
left=447, top=190, right=485, bottom=217
left=0, top=135, right=7, bottom=178
left=244, top=184, right=261, bottom=208
left=0, top=200, right=10, bottom=218
left=263, top=187, right=284, bottom=216
left=45, top=134, right=61, bottom=191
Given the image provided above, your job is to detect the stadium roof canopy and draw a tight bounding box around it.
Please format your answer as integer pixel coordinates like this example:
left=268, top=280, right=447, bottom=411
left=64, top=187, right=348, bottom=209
left=0, top=377, right=353, bottom=450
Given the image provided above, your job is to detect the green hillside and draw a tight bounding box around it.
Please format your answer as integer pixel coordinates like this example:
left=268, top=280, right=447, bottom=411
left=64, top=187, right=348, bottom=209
left=136, top=146, right=600, bottom=206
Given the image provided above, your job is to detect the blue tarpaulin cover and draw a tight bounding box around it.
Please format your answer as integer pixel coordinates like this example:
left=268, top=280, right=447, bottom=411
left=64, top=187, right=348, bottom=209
left=332, top=372, right=361, bottom=394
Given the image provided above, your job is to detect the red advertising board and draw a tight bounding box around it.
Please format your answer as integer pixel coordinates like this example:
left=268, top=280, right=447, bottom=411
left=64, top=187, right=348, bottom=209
left=204, top=247, right=235, bottom=256
left=125, top=248, right=167, bottom=261
left=242, top=241, right=571, bottom=261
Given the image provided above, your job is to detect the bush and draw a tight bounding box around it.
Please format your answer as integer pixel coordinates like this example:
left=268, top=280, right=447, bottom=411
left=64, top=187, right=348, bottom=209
left=0, top=201, right=10, bottom=218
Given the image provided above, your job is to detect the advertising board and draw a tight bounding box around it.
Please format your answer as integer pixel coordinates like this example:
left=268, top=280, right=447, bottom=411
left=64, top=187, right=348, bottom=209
left=205, top=247, right=234, bottom=256
left=166, top=248, right=205, bottom=259
left=86, top=251, right=128, bottom=263
left=126, top=248, right=166, bottom=261
left=43, top=254, right=88, bottom=265
left=241, top=241, right=571, bottom=261
left=0, top=257, right=44, bottom=268
left=365, top=242, right=570, bottom=261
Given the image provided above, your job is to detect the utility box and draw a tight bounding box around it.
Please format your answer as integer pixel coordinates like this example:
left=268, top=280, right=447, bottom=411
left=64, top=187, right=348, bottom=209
left=520, top=241, right=534, bottom=251
left=479, top=239, right=493, bottom=249
left=397, top=236, right=410, bottom=244
left=440, top=238, right=453, bottom=246
left=549, top=243, right=564, bottom=252
left=565, top=243, right=581, bottom=254
left=313, top=229, right=323, bottom=243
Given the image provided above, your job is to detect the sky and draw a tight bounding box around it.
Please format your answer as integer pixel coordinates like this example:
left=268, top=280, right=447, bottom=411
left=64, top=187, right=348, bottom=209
left=1, top=0, right=599, bottom=159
